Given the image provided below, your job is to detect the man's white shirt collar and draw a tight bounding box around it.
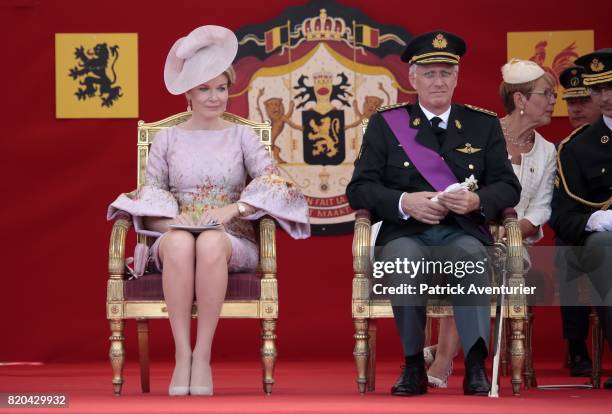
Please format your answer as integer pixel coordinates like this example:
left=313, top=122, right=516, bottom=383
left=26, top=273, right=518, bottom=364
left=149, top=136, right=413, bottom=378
left=419, top=103, right=451, bottom=129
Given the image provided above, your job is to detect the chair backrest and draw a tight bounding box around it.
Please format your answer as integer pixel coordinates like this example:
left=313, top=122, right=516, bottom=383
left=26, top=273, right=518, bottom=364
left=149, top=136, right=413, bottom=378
left=136, top=111, right=272, bottom=188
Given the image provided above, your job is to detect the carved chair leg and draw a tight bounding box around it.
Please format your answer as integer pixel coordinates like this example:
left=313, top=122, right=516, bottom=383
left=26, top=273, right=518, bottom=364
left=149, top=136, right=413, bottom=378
left=109, top=319, right=125, bottom=396
left=261, top=319, right=277, bottom=395
left=366, top=320, right=377, bottom=392
left=136, top=319, right=150, bottom=393
left=523, top=309, right=536, bottom=388
left=591, top=311, right=602, bottom=389
left=510, top=317, right=526, bottom=395
left=353, top=318, right=369, bottom=394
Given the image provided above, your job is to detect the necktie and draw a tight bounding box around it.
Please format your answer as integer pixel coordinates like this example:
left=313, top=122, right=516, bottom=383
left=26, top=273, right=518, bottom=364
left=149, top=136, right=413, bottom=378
left=430, top=116, right=446, bottom=147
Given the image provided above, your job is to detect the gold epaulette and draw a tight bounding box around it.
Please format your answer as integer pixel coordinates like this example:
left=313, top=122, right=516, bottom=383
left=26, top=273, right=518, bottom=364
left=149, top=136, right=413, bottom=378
left=376, top=102, right=409, bottom=113
left=465, top=104, right=497, bottom=117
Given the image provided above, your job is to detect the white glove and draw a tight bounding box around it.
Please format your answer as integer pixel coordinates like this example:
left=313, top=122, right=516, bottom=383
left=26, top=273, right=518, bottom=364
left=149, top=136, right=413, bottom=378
left=431, top=182, right=466, bottom=203
left=585, top=210, right=612, bottom=232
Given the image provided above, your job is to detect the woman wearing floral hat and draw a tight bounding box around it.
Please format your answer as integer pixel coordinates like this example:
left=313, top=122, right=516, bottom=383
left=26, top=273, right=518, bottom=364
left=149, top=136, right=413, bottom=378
left=107, top=25, right=310, bottom=396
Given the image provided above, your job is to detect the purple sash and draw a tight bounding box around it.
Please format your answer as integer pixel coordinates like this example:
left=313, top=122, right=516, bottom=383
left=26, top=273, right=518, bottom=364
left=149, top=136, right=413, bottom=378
left=381, top=108, right=458, bottom=192
left=381, top=108, right=490, bottom=237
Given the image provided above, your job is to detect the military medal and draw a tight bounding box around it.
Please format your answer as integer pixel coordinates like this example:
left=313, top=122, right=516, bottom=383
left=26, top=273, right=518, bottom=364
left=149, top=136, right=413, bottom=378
left=462, top=174, right=479, bottom=191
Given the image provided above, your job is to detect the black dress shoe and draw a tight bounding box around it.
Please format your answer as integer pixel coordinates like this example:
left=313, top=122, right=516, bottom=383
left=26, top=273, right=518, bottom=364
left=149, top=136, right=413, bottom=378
left=604, top=377, right=612, bottom=389
left=463, top=364, right=491, bottom=396
left=391, top=364, right=427, bottom=396
left=569, top=354, right=592, bottom=377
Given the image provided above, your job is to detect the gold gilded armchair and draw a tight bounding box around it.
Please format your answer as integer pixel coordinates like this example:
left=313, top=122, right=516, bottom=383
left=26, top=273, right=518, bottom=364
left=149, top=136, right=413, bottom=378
left=107, top=112, right=277, bottom=395
left=351, top=120, right=531, bottom=396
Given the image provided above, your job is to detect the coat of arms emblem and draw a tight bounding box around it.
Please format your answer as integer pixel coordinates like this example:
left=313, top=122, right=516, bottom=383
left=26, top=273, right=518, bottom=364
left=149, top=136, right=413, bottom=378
left=68, top=43, right=123, bottom=107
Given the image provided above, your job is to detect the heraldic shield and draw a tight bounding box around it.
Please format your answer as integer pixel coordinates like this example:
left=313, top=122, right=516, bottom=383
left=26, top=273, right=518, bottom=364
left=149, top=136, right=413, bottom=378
left=233, top=1, right=414, bottom=234
left=302, top=109, right=345, bottom=165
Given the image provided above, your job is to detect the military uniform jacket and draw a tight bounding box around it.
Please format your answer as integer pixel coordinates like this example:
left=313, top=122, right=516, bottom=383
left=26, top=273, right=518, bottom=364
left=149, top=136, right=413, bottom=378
left=346, top=103, right=521, bottom=246
left=550, top=117, right=612, bottom=245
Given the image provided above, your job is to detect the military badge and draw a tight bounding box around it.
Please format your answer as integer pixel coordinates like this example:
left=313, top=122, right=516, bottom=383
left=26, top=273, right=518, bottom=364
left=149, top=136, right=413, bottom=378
left=591, top=58, right=605, bottom=72
left=455, top=119, right=462, bottom=130
left=570, top=77, right=579, bottom=87
left=412, top=117, right=421, bottom=127
left=455, top=143, right=481, bottom=154
left=432, top=33, right=448, bottom=49
left=602, top=135, right=610, bottom=144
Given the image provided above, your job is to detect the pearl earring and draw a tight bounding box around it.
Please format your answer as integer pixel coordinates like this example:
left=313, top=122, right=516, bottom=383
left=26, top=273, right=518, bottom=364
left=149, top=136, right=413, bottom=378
left=520, top=109, right=524, bottom=116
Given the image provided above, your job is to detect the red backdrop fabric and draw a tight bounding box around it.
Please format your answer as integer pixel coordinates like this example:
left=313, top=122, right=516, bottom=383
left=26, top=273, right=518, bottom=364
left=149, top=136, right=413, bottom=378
left=2, top=0, right=611, bottom=363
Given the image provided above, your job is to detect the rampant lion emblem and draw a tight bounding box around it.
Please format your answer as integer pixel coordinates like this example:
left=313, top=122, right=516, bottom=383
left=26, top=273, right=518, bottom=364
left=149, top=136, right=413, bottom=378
left=308, top=116, right=340, bottom=157
left=68, top=43, right=123, bottom=107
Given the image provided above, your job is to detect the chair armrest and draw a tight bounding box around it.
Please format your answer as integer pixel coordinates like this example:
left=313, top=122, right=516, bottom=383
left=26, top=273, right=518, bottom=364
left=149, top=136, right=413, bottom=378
left=108, top=215, right=132, bottom=277
left=352, top=209, right=372, bottom=276
left=259, top=216, right=277, bottom=278
left=500, top=208, right=521, bottom=247
left=489, top=208, right=518, bottom=242
left=500, top=208, right=523, bottom=275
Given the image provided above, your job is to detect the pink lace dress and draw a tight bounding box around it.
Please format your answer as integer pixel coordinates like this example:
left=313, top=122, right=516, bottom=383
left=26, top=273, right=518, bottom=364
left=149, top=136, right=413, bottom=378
left=107, top=124, right=310, bottom=272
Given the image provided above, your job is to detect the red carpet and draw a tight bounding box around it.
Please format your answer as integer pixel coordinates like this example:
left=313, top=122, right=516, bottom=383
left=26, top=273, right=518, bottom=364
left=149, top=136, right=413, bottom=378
left=1, top=359, right=610, bottom=414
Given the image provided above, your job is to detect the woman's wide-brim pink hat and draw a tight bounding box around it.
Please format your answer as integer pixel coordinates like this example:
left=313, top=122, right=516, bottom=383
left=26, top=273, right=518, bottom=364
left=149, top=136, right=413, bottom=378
left=164, top=25, right=238, bottom=95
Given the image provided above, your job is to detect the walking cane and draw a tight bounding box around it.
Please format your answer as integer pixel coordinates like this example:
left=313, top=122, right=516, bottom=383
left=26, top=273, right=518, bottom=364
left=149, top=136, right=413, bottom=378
left=489, top=256, right=507, bottom=398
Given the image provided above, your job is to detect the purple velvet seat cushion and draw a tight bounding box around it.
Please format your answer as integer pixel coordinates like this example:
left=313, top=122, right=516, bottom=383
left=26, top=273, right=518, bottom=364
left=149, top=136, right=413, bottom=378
left=124, top=272, right=262, bottom=301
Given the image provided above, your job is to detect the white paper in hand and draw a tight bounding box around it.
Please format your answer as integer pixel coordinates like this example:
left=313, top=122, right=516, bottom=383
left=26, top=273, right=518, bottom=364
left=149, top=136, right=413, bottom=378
left=431, top=182, right=467, bottom=203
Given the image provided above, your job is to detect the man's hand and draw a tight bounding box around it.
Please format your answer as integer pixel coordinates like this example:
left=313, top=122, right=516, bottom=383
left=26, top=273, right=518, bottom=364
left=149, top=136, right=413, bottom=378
left=437, top=190, right=480, bottom=215
left=401, top=192, right=449, bottom=224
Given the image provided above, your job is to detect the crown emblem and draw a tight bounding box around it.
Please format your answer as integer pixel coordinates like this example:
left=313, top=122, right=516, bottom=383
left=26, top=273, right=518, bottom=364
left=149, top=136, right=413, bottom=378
left=313, top=70, right=333, bottom=84
left=302, top=8, right=347, bottom=41
left=432, top=34, right=448, bottom=49
left=591, top=58, right=605, bottom=73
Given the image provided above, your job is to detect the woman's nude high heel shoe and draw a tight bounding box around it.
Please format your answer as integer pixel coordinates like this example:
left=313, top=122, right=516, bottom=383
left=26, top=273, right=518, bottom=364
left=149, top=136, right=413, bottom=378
left=427, top=360, right=453, bottom=388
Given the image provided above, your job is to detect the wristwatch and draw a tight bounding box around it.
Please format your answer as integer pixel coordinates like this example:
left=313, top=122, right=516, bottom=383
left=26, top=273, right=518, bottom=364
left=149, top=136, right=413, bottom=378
left=236, top=201, right=248, bottom=217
